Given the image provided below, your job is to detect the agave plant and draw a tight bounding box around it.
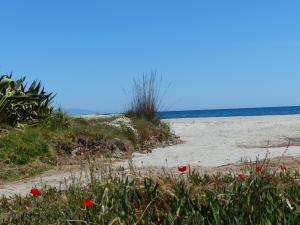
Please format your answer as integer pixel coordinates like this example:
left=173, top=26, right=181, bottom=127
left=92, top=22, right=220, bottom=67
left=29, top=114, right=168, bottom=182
left=0, top=74, right=55, bottom=126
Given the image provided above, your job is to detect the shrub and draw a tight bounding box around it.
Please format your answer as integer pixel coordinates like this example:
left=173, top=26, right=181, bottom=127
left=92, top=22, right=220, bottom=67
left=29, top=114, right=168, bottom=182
left=131, top=118, right=172, bottom=147
left=0, top=74, right=55, bottom=126
left=126, top=73, right=163, bottom=121
left=41, top=110, right=71, bottom=130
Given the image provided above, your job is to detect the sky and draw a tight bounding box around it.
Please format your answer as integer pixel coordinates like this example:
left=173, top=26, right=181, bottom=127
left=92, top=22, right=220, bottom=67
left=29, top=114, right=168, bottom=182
left=1, top=0, right=300, bottom=113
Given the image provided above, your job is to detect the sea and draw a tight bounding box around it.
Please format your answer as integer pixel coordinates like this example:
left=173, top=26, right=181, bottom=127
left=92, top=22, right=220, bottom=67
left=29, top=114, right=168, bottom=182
left=156, top=106, right=300, bottom=119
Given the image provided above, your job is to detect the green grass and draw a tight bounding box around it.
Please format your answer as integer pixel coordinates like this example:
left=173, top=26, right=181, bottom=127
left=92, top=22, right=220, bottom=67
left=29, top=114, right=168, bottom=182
left=0, top=112, right=174, bottom=182
left=131, top=117, right=173, bottom=148
left=0, top=166, right=299, bottom=224
left=0, top=129, right=50, bottom=165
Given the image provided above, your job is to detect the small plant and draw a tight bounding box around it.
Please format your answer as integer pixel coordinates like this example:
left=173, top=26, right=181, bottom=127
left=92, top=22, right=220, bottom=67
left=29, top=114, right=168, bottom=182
left=42, top=110, right=71, bottom=130
left=126, top=72, right=165, bottom=121
left=0, top=74, right=55, bottom=126
left=131, top=118, right=174, bottom=149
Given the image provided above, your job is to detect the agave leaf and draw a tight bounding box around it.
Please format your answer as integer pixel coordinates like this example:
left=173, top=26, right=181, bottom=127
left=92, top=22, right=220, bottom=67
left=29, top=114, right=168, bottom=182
left=0, top=74, right=55, bottom=126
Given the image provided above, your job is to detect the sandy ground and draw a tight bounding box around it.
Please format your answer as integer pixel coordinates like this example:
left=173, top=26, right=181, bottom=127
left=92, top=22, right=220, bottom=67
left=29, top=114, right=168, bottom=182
left=0, top=165, right=86, bottom=196
left=127, top=115, right=300, bottom=168
left=1, top=114, right=300, bottom=196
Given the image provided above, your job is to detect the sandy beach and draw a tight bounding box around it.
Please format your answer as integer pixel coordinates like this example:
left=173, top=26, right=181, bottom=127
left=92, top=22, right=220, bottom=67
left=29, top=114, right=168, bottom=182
left=128, top=114, right=300, bottom=168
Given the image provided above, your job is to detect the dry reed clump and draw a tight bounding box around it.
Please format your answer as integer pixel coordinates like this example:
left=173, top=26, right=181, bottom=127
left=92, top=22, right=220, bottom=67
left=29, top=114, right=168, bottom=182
left=126, top=73, right=165, bottom=121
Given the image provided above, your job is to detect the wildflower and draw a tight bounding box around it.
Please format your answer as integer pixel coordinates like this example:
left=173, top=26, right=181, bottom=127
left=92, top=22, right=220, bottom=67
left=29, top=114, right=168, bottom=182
left=82, top=198, right=94, bottom=207
left=280, top=164, right=287, bottom=172
left=178, top=166, right=187, bottom=172
left=255, top=165, right=262, bottom=173
left=30, top=187, right=41, bottom=197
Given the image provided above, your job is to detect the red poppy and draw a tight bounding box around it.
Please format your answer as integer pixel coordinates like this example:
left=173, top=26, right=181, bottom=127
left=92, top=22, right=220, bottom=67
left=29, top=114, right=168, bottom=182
left=30, top=187, right=41, bottom=197
left=255, top=165, right=262, bottom=173
left=280, top=164, right=287, bottom=172
left=178, top=166, right=187, bottom=172
left=82, top=198, right=94, bottom=207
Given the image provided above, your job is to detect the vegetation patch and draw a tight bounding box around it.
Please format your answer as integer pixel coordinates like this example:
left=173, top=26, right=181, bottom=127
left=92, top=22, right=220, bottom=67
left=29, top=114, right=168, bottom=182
left=0, top=74, right=54, bottom=127
left=0, top=164, right=299, bottom=224
left=126, top=73, right=167, bottom=121
left=0, top=112, right=177, bottom=182
left=0, top=73, right=178, bottom=182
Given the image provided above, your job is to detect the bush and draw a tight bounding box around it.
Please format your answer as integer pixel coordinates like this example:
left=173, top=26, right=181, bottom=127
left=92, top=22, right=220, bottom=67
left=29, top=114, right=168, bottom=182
left=0, top=74, right=55, bottom=126
left=42, top=110, right=71, bottom=130
left=126, top=73, right=163, bottom=121
left=131, top=118, right=173, bottom=148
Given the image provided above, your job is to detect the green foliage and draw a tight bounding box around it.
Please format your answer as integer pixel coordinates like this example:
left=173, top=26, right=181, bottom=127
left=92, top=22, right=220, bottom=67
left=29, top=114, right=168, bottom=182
left=158, top=121, right=172, bottom=140
left=0, top=128, right=49, bottom=165
left=41, top=110, right=71, bottom=130
left=132, top=118, right=173, bottom=146
left=0, top=168, right=299, bottom=224
left=0, top=74, right=55, bottom=126
left=0, top=115, right=174, bottom=182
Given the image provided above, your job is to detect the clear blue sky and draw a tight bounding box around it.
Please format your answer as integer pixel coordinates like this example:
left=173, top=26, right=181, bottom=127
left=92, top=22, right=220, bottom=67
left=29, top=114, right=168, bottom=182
left=1, top=1, right=300, bottom=113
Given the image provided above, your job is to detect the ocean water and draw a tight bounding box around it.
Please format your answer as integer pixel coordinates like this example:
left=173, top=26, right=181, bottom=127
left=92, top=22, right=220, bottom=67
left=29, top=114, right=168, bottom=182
left=157, top=106, right=300, bottom=119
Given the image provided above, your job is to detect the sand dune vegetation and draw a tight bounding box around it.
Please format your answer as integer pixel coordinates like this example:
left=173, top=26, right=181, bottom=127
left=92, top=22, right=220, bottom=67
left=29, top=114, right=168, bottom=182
left=0, top=74, right=177, bottom=183
left=126, top=73, right=162, bottom=121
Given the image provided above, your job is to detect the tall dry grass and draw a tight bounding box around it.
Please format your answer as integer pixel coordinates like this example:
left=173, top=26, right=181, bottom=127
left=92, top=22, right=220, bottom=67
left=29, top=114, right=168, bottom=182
left=126, top=73, right=164, bottom=121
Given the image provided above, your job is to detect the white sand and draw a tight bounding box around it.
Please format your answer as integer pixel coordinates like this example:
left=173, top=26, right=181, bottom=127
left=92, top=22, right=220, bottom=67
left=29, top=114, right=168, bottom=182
left=128, top=115, right=300, bottom=168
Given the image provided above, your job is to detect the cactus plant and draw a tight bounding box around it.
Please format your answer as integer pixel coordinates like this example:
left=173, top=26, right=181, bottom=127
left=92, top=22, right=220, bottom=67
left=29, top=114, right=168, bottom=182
left=0, top=74, right=55, bottom=126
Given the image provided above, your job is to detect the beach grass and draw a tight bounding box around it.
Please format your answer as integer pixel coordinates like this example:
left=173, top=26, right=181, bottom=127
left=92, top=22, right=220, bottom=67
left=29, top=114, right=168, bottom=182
left=126, top=73, right=164, bottom=121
